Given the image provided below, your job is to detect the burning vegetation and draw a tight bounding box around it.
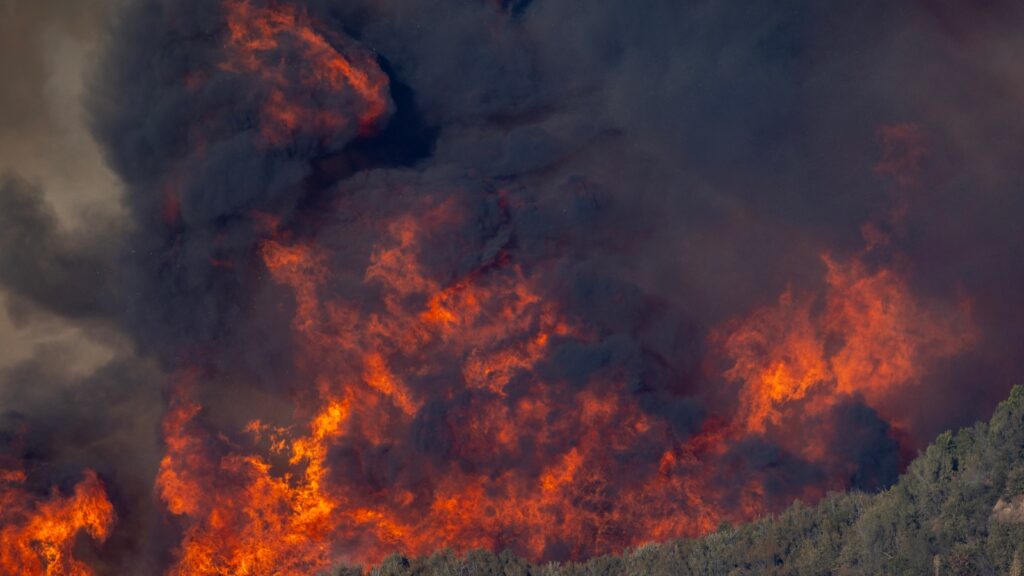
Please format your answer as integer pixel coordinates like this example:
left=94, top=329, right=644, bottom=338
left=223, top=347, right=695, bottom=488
left=141, top=1, right=977, bottom=565
left=2, top=0, right=1023, bottom=574
left=0, top=466, right=115, bottom=576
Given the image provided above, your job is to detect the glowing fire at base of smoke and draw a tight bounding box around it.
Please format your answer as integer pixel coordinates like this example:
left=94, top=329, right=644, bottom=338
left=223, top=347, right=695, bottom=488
left=5, top=0, right=984, bottom=570
left=0, top=468, right=115, bottom=576
left=150, top=117, right=981, bottom=571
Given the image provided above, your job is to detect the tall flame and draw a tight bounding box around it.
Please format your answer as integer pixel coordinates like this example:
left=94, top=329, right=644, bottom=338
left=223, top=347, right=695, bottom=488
left=158, top=196, right=702, bottom=568
left=156, top=177, right=980, bottom=571
left=146, top=4, right=982, bottom=567
left=0, top=467, right=115, bottom=576
left=711, top=122, right=975, bottom=474
left=0, top=0, right=1009, bottom=572
left=118, top=0, right=989, bottom=571
left=713, top=252, right=975, bottom=466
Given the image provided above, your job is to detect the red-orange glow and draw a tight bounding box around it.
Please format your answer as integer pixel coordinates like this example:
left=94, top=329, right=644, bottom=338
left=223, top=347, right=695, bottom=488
left=157, top=173, right=982, bottom=571
left=874, top=123, right=927, bottom=189
left=823, top=255, right=975, bottom=403
left=712, top=123, right=973, bottom=458
left=714, top=249, right=976, bottom=458
left=363, top=353, right=420, bottom=415
left=161, top=189, right=181, bottom=224
left=159, top=192, right=984, bottom=572
left=159, top=196, right=782, bottom=571
left=716, top=288, right=830, bottom=433
left=157, top=379, right=345, bottom=576
left=149, top=41, right=981, bottom=564
left=0, top=467, right=115, bottom=576
left=221, top=0, right=390, bottom=145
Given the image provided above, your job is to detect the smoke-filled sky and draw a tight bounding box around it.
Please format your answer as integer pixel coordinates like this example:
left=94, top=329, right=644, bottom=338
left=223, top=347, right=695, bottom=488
left=0, top=0, right=121, bottom=369
left=1, top=0, right=1024, bottom=574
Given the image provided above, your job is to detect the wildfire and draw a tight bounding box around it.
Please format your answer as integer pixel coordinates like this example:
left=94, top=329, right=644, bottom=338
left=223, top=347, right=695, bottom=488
left=22, top=0, right=980, bottom=571
left=714, top=252, right=975, bottom=453
left=0, top=0, right=1007, bottom=571
left=157, top=382, right=342, bottom=575
left=157, top=192, right=750, bottom=570
left=149, top=19, right=982, bottom=569
left=158, top=172, right=977, bottom=570
left=0, top=467, right=115, bottom=576
left=220, top=0, right=390, bottom=145
left=154, top=186, right=978, bottom=572
left=711, top=122, right=975, bottom=472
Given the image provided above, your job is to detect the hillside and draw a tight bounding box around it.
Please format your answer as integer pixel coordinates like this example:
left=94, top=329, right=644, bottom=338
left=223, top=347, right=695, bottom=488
left=331, top=386, right=1024, bottom=576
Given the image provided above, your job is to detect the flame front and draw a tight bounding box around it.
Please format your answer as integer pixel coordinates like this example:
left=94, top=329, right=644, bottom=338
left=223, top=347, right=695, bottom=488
left=712, top=252, right=976, bottom=477
left=710, top=123, right=976, bottom=483
left=139, top=1, right=983, bottom=571
left=160, top=202, right=687, bottom=568
left=718, top=254, right=975, bottom=436
left=156, top=188, right=976, bottom=572
left=1, top=0, right=1016, bottom=572
left=0, top=467, right=115, bottom=576
left=11, top=0, right=966, bottom=571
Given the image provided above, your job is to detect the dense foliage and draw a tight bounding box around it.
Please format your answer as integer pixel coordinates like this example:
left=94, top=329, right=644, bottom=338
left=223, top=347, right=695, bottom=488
left=326, top=386, right=1024, bottom=576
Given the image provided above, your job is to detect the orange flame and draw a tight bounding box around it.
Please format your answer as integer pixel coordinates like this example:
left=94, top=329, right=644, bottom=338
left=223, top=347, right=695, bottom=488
left=157, top=170, right=979, bottom=570
left=713, top=124, right=974, bottom=464
left=716, top=252, right=975, bottom=444
left=157, top=197, right=772, bottom=570
left=221, top=0, right=390, bottom=145
left=148, top=9, right=981, bottom=567
left=0, top=467, right=115, bottom=576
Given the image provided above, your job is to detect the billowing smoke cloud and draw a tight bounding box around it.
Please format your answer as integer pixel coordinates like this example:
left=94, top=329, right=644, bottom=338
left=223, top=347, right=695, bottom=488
left=2, top=0, right=1024, bottom=573
left=0, top=176, right=120, bottom=321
